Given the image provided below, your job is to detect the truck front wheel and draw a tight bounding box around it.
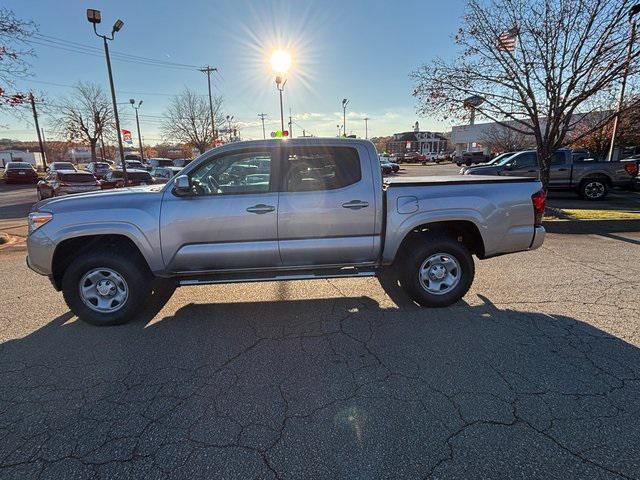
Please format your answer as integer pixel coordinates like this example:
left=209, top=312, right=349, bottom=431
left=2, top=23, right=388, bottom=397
left=399, top=235, right=474, bottom=307
left=62, top=250, right=151, bottom=326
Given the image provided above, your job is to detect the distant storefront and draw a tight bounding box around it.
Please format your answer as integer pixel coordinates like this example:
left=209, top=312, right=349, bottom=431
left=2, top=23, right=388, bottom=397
left=388, top=122, right=449, bottom=155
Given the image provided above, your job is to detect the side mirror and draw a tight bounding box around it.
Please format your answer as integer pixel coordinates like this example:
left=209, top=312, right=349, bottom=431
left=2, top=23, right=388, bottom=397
left=173, top=174, right=192, bottom=196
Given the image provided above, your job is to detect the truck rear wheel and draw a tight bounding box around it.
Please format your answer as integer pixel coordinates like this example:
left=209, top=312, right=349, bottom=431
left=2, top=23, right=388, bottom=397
left=399, top=235, right=474, bottom=307
left=62, top=250, right=151, bottom=326
left=579, top=178, right=609, bottom=200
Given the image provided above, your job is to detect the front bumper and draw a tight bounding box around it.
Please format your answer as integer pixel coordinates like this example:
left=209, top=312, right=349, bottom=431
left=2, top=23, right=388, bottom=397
left=530, top=225, right=546, bottom=250
left=26, top=228, right=55, bottom=276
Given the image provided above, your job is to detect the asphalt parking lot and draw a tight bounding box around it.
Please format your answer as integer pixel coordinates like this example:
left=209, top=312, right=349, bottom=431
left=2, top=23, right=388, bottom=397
left=1, top=164, right=640, bottom=479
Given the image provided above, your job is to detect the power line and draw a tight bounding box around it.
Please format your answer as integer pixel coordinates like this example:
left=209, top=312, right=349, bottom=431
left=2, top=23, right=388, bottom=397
left=33, top=33, right=200, bottom=68
left=26, top=37, right=198, bottom=71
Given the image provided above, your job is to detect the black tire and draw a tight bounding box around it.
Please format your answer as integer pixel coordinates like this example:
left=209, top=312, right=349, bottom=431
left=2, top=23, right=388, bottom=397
left=579, top=178, right=609, bottom=200
left=398, top=235, right=475, bottom=307
left=62, top=249, right=152, bottom=326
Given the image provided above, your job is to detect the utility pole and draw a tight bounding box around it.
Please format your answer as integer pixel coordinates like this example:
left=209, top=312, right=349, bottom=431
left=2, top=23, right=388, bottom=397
left=363, top=117, right=370, bottom=139
left=28, top=93, right=47, bottom=169
left=41, top=128, right=48, bottom=162
left=200, top=66, right=218, bottom=146
left=258, top=113, right=267, bottom=139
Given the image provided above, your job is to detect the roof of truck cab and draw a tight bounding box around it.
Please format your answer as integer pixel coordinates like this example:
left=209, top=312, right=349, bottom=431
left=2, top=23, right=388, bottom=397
left=384, top=175, right=538, bottom=186
left=206, top=138, right=375, bottom=151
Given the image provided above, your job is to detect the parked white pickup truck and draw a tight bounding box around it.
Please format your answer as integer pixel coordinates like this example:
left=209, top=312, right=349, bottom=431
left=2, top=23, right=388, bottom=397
left=27, top=138, right=546, bottom=325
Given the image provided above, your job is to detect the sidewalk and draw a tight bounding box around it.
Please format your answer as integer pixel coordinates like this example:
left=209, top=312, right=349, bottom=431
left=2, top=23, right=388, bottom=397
left=0, top=219, right=28, bottom=252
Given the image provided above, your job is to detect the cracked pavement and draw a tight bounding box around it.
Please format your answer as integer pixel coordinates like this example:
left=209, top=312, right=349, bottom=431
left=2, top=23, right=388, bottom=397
left=1, top=229, right=640, bottom=479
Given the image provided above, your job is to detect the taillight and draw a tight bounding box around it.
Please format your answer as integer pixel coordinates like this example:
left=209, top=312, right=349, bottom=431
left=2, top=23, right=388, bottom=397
left=624, top=162, right=639, bottom=177
left=531, top=189, right=546, bottom=227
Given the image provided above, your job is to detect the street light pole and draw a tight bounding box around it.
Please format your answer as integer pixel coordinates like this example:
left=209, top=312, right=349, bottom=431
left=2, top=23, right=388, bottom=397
left=271, top=50, right=291, bottom=134
left=342, top=98, right=349, bottom=137
left=276, top=77, right=287, bottom=132
left=363, top=117, right=370, bottom=140
left=608, top=4, right=640, bottom=162
left=130, top=99, right=144, bottom=161
left=87, top=9, right=127, bottom=183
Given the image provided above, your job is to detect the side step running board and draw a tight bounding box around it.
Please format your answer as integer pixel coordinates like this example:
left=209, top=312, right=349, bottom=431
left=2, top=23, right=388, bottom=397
left=178, top=268, right=377, bottom=286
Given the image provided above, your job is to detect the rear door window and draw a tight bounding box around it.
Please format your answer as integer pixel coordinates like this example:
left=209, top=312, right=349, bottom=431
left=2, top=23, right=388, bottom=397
left=59, top=173, right=96, bottom=183
left=282, top=146, right=361, bottom=192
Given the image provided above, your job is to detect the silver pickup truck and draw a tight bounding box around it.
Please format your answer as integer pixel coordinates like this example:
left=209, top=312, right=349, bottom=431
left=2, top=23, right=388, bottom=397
left=27, top=139, right=546, bottom=325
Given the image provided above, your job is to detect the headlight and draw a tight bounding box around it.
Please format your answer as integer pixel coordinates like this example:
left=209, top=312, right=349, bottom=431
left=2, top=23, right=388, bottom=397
left=28, top=212, right=53, bottom=235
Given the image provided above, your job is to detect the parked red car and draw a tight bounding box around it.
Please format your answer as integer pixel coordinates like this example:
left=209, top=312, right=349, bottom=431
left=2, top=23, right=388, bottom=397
left=3, top=162, right=38, bottom=184
left=37, top=170, right=100, bottom=200
left=99, top=169, right=155, bottom=189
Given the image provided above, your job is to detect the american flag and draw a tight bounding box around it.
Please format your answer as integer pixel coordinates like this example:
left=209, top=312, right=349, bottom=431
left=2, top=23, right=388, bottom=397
left=496, top=28, right=518, bottom=52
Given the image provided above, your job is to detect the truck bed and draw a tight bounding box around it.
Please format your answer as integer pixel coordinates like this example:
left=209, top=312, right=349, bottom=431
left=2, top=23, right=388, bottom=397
left=384, top=175, right=538, bottom=187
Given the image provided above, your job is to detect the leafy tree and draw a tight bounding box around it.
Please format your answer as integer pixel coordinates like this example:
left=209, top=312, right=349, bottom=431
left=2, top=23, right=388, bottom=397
left=161, top=88, right=223, bottom=155
left=411, top=0, right=640, bottom=190
left=52, top=82, right=114, bottom=162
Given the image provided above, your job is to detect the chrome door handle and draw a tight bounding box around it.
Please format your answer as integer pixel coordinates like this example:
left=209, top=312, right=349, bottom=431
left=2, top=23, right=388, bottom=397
left=342, top=200, right=369, bottom=210
left=246, top=204, right=275, bottom=214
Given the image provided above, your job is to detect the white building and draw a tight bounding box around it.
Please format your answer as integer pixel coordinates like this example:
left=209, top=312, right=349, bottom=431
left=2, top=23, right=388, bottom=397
left=66, top=147, right=92, bottom=164
left=0, top=149, right=43, bottom=168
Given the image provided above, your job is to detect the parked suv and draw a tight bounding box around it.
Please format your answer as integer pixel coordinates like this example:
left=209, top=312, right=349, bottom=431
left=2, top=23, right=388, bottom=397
left=85, top=162, right=112, bottom=179
left=37, top=170, right=100, bottom=200
left=99, top=169, right=155, bottom=189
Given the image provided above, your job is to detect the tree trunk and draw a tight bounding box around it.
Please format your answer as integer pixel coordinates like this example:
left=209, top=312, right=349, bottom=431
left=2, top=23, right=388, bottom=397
left=537, top=147, right=552, bottom=192
left=89, top=140, right=97, bottom=162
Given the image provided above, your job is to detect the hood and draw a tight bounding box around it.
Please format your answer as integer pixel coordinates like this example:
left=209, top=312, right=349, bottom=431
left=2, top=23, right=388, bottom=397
left=32, top=185, right=164, bottom=213
left=464, top=165, right=502, bottom=175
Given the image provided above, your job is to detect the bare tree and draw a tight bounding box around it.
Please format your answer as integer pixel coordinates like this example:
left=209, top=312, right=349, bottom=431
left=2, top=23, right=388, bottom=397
left=0, top=8, right=37, bottom=112
left=161, top=88, right=223, bottom=154
left=0, top=8, right=36, bottom=88
left=480, top=123, right=534, bottom=153
left=411, top=0, right=640, bottom=190
left=53, top=82, right=114, bottom=161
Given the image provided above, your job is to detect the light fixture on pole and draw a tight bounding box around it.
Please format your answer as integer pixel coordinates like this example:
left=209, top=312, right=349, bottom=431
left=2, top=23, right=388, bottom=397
left=271, top=50, right=291, bottom=133
left=607, top=3, right=640, bottom=162
left=342, top=98, right=349, bottom=137
left=87, top=8, right=128, bottom=183
left=129, top=99, right=144, bottom=161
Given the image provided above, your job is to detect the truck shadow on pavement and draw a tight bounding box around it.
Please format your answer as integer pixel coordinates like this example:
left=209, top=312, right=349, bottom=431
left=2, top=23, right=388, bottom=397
left=1, top=291, right=640, bottom=479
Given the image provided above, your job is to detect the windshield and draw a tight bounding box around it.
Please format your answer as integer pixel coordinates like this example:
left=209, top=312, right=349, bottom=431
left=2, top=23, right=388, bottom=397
left=52, top=162, right=75, bottom=169
left=495, top=153, right=519, bottom=166
left=6, top=162, right=32, bottom=169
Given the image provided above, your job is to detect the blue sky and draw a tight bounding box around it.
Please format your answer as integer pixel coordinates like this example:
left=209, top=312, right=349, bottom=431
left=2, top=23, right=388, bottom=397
left=2, top=0, right=466, bottom=142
